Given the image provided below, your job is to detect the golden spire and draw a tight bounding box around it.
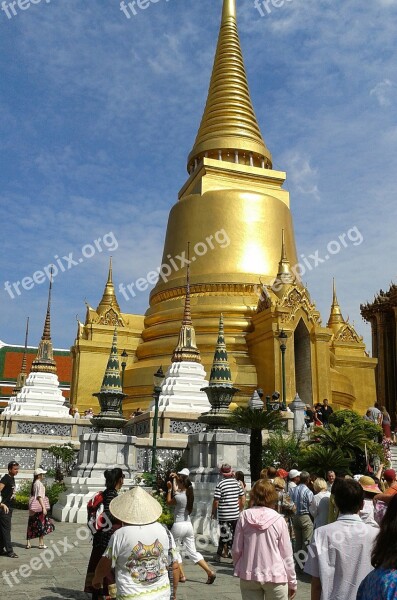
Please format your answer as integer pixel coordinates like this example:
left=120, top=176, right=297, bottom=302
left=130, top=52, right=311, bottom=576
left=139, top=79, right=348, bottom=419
left=13, top=317, right=29, bottom=396
left=31, top=271, right=57, bottom=375
left=172, top=244, right=201, bottom=363
left=276, top=230, right=294, bottom=286
left=97, top=257, right=121, bottom=315
left=43, top=270, right=53, bottom=340
left=187, top=0, right=272, bottom=172
left=327, top=278, right=346, bottom=332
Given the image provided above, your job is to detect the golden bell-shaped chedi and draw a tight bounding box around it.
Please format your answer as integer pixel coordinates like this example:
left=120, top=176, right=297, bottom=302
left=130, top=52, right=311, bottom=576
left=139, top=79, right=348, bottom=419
left=123, top=0, right=301, bottom=406
left=72, top=1, right=377, bottom=416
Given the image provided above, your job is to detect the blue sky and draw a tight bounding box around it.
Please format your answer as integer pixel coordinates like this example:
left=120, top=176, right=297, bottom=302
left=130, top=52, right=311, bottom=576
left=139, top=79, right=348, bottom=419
left=0, top=0, right=396, bottom=353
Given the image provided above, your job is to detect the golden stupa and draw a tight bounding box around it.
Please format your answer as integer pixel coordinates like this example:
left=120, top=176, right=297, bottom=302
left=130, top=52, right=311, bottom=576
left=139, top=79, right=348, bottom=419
left=71, top=0, right=377, bottom=416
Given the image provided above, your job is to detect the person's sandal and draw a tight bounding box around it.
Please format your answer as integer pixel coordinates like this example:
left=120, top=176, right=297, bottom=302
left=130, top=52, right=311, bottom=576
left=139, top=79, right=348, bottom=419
left=206, top=573, right=216, bottom=585
left=25, top=543, right=31, bottom=549
left=38, top=545, right=48, bottom=549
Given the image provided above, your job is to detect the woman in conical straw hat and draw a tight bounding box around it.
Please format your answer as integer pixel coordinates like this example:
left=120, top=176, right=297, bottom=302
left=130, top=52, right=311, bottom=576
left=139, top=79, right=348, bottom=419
left=92, top=487, right=179, bottom=600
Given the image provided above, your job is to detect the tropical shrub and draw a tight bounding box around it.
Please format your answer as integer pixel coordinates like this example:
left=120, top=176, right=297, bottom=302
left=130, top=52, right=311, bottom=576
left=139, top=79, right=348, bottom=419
left=304, top=410, right=384, bottom=475
left=47, top=443, right=78, bottom=480
left=262, top=430, right=305, bottom=471
left=300, top=446, right=352, bottom=477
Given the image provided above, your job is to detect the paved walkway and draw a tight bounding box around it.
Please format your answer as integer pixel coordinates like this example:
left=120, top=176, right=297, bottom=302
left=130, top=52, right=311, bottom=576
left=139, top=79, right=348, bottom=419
left=1, top=511, right=311, bottom=599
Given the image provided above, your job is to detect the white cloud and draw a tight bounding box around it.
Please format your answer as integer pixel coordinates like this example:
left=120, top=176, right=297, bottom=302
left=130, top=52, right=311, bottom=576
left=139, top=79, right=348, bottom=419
left=370, top=79, right=394, bottom=106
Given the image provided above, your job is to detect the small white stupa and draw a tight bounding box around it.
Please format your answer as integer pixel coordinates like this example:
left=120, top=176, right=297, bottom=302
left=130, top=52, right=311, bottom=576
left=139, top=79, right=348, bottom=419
left=4, top=275, right=71, bottom=418
left=150, top=253, right=210, bottom=413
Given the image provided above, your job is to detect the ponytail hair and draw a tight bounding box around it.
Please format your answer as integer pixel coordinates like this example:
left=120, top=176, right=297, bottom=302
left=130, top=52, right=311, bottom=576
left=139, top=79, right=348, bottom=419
left=31, top=474, right=39, bottom=497
left=104, top=468, right=123, bottom=490
left=186, top=485, right=194, bottom=514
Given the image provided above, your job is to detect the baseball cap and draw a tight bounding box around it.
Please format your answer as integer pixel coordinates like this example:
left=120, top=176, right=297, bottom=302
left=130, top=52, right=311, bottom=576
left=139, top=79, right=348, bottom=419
left=276, top=469, right=289, bottom=479
left=177, top=468, right=190, bottom=477
left=34, top=468, right=47, bottom=476
left=384, top=469, right=396, bottom=481
left=289, top=469, right=301, bottom=479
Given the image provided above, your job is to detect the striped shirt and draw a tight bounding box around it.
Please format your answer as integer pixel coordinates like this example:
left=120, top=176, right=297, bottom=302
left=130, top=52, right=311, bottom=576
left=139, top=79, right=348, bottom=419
left=290, top=484, right=313, bottom=515
left=214, top=478, right=244, bottom=521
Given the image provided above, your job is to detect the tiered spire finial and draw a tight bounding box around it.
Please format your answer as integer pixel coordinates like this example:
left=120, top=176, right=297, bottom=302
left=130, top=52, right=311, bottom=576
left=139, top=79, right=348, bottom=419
left=13, top=317, right=30, bottom=396
left=43, top=269, right=53, bottom=340
left=31, top=270, right=57, bottom=375
left=209, top=314, right=233, bottom=386
left=187, top=0, right=272, bottom=172
left=99, top=328, right=123, bottom=395
left=172, top=243, right=201, bottom=363
left=97, top=257, right=121, bottom=315
left=92, top=327, right=127, bottom=432
left=327, top=278, right=346, bottom=331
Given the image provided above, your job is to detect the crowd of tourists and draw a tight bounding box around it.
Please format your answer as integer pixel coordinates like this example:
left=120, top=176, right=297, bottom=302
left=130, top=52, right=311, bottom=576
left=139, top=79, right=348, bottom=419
left=1, top=397, right=397, bottom=600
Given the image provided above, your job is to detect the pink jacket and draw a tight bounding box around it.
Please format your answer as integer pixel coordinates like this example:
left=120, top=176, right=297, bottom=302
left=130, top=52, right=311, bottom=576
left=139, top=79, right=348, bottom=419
left=232, top=506, right=297, bottom=590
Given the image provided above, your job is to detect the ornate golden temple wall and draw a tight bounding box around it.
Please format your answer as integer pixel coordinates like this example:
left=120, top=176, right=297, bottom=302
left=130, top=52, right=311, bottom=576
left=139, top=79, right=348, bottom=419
left=70, top=317, right=143, bottom=414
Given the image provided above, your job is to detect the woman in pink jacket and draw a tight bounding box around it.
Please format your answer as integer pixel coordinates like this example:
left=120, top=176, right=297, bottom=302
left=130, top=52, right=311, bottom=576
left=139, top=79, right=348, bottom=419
left=232, top=479, right=297, bottom=600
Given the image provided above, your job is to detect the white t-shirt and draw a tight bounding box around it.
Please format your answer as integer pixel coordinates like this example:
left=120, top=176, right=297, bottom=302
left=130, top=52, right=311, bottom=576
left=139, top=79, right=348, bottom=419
left=104, top=523, right=176, bottom=600
left=305, top=514, right=378, bottom=600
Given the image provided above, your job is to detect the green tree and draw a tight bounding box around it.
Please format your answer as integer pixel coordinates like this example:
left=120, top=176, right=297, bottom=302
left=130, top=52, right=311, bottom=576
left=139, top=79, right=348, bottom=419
left=262, top=430, right=305, bottom=471
left=229, top=407, right=282, bottom=482
left=47, top=443, right=78, bottom=480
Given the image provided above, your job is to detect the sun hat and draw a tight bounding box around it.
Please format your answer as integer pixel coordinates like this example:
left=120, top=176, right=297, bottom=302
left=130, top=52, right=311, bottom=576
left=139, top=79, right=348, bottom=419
left=220, top=464, right=233, bottom=477
left=178, top=468, right=190, bottom=477
left=34, top=468, right=47, bottom=476
left=359, top=476, right=381, bottom=494
left=289, top=469, right=301, bottom=479
left=276, top=468, right=289, bottom=479
left=384, top=469, right=396, bottom=481
left=109, top=487, right=162, bottom=525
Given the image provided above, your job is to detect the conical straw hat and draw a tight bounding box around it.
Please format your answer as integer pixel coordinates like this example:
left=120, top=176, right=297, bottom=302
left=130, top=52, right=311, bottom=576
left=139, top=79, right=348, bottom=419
left=109, top=486, right=163, bottom=525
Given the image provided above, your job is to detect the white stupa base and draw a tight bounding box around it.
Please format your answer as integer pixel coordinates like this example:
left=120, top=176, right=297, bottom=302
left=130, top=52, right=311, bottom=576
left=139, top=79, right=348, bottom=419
left=4, top=372, right=71, bottom=418
left=53, top=431, right=138, bottom=522
left=150, top=361, right=210, bottom=413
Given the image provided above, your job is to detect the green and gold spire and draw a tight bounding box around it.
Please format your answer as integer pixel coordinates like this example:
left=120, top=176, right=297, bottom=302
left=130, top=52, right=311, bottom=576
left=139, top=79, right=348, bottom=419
left=172, top=245, right=201, bottom=363
left=97, top=257, right=121, bottom=316
left=13, top=317, right=29, bottom=396
left=31, top=271, right=57, bottom=375
left=187, top=0, right=272, bottom=172
left=209, top=314, right=233, bottom=386
left=327, top=278, right=346, bottom=333
left=99, top=328, right=123, bottom=395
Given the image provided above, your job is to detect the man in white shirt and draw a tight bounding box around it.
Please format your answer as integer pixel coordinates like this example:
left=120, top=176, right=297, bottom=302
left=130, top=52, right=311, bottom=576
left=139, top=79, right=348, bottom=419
left=326, top=470, right=336, bottom=492
left=304, top=479, right=378, bottom=600
left=367, top=403, right=382, bottom=424
left=287, top=469, right=300, bottom=495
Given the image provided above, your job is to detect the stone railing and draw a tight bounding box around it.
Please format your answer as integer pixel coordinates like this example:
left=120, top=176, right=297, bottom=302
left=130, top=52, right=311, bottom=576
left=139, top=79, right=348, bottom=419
left=0, top=414, right=94, bottom=473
